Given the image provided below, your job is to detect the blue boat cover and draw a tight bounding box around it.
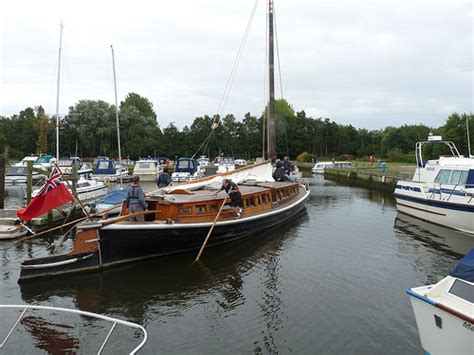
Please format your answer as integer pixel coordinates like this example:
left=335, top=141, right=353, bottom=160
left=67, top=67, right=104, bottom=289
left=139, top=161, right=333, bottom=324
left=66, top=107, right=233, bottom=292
left=96, top=190, right=127, bottom=205
left=93, top=159, right=116, bottom=174
left=451, top=248, right=474, bottom=282
left=175, top=158, right=197, bottom=174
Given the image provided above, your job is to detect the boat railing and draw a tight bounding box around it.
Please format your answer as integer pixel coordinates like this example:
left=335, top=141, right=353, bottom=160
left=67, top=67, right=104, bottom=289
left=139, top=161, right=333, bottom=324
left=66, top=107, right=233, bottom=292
left=0, top=304, right=148, bottom=354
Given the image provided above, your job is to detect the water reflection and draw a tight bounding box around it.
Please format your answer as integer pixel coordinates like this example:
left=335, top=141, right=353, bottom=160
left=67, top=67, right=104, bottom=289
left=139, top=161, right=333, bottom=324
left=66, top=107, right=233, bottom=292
left=20, top=212, right=309, bottom=328
left=393, top=212, right=472, bottom=285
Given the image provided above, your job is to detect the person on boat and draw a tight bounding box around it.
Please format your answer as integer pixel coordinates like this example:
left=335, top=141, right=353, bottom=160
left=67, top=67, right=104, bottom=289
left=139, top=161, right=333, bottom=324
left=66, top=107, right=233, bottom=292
left=273, top=161, right=288, bottom=182
left=214, top=178, right=242, bottom=217
left=126, top=175, right=147, bottom=222
left=283, top=156, right=291, bottom=175
left=157, top=167, right=171, bottom=188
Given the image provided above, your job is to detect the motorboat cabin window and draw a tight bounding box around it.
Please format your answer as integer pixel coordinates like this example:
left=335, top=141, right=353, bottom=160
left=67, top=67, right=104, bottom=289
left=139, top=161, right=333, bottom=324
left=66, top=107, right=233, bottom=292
left=59, top=159, right=74, bottom=167
left=209, top=205, right=218, bottom=213
left=448, top=279, right=474, bottom=303
left=138, top=163, right=151, bottom=169
left=177, top=160, right=191, bottom=169
left=6, top=166, right=27, bottom=175
left=450, top=170, right=468, bottom=185
left=98, top=161, right=111, bottom=170
left=434, top=169, right=469, bottom=185
left=35, top=156, right=52, bottom=164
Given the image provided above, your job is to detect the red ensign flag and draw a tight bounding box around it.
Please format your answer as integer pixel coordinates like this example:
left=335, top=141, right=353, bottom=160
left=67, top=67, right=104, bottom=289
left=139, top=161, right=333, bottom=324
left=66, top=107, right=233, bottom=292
left=17, top=167, right=74, bottom=222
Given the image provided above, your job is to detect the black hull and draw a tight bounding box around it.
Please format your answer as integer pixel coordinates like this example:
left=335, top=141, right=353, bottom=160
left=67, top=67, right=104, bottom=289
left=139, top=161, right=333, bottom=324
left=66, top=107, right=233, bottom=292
left=19, top=251, right=100, bottom=282
left=20, top=191, right=309, bottom=281
left=100, top=198, right=307, bottom=266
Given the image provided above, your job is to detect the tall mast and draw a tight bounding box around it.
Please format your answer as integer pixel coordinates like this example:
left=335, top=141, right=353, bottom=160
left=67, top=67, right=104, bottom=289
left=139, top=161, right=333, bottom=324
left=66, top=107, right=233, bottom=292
left=266, top=0, right=276, bottom=161
left=55, top=23, right=64, bottom=161
left=110, top=45, right=123, bottom=187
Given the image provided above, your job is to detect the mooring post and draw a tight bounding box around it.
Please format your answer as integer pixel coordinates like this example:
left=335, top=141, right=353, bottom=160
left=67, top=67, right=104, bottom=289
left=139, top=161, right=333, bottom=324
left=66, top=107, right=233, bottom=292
left=0, top=156, right=5, bottom=209
left=72, top=164, right=78, bottom=194
left=26, top=160, right=33, bottom=204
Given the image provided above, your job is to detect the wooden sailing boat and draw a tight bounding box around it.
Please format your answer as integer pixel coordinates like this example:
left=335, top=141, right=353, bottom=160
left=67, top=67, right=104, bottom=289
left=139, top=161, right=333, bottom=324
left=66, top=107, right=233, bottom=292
left=19, top=0, right=310, bottom=281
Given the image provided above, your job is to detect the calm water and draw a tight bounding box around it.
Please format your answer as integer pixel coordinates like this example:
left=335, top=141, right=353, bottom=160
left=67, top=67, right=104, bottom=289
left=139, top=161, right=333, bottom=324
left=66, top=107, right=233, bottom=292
left=1, top=175, right=473, bottom=354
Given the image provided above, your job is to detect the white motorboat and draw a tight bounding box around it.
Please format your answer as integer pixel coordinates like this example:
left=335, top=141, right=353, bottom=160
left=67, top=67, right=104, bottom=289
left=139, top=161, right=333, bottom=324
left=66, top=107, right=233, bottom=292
left=132, top=159, right=162, bottom=182
left=311, top=161, right=352, bottom=174
left=235, top=159, right=247, bottom=167
left=5, top=165, right=45, bottom=186
left=406, top=249, right=474, bottom=355
left=31, top=176, right=107, bottom=202
left=215, top=156, right=236, bottom=173
left=90, top=158, right=129, bottom=182
left=394, top=135, right=474, bottom=234
left=0, top=223, right=28, bottom=240
left=197, top=156, right=210, bottom=167
left=58, top=157, right=92, bottom=177
left=311, top=161, right=334, bottom=174
left=171, top=157, right=205, bottom=183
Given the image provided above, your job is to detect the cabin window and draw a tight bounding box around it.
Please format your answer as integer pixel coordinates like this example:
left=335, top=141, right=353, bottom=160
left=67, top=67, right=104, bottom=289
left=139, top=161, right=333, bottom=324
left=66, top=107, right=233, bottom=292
left=449, top=170, right=468, bottom=185
left=196, top=205, right=207, bottom=214
left=209, top=205, right=218, bottom=213
left=448, top=279, right=474, bottom=303
left=180, top=207, right=192, bottom=215
left=434, top=169, right=469, bottom=185
left=248, top=197, right=256, bottom=207
left=98, top=161, right=109, bottom=169
left=256, top=195, right=262, bottom=205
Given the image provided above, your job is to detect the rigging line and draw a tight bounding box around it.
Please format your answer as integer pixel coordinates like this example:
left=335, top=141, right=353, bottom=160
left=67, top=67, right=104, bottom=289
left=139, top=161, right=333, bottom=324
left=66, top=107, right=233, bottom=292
left=214, top=0, right=259, bottom=120
left=263, top=1, right=269, bottom=159
left=220, top=0, right=258, bottom=115
left=191, top=133, right=212, bottom=159
left=273, top=1, right=284, bottom=99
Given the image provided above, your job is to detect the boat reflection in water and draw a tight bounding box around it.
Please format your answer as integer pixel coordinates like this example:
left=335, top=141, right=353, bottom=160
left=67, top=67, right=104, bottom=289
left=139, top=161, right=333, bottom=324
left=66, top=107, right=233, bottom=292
left=19, top=213, right=308, bottom=348
left=394, top=212, right=473, bottom=257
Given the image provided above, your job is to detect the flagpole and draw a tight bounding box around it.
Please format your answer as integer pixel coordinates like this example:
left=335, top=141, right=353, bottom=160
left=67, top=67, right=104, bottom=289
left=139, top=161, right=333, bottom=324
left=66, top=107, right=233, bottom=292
left=55, top=164, right=91, bottom=218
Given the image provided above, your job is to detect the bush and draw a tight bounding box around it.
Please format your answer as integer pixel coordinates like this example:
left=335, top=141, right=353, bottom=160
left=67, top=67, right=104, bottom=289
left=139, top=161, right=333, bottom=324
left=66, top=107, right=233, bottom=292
left=296, top=151, right=315, bottom=162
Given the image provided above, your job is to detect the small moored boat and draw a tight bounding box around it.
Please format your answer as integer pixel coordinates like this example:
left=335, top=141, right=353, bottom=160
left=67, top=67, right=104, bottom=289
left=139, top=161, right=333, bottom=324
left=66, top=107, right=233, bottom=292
left=406, top=249, right=474, bottom=355
left=171, top=157, right=205, bottom=183
left=132, top=159, right=161, bottom=182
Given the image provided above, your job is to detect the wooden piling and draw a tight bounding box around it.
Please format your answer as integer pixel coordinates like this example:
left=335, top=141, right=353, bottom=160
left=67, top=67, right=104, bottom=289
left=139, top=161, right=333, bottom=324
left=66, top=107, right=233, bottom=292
left=26, top=160, right=33, bottom=204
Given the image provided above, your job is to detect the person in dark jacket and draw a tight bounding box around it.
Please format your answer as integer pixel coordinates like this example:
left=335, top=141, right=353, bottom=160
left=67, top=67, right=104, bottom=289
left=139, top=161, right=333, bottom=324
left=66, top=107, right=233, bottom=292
left=283, top=156, right=291, bottom=175
left=157, top=167, right=171, bottom=188
left=273, top=161, right=288, bottom=181
left=126, top=175, right=147, bottom=222
left=214, top=178, right=242, bottom=216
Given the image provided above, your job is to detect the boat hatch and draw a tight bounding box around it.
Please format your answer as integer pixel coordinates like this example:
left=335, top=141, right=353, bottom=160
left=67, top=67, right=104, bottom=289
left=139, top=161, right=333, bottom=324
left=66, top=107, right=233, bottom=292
left=448, top=279, right=474, bottom=303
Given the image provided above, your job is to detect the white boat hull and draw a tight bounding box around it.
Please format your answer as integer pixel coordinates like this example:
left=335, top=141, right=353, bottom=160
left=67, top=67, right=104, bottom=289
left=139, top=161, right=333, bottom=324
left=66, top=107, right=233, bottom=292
left=0, top=224, right=28, bottom=240
left=409, top=293, right=473, bottom=355
left=395, top=182, right=474, bottom=235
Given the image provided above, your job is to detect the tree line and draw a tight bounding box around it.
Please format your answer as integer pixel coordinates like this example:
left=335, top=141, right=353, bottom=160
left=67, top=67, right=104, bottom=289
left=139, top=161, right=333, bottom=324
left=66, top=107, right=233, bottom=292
left=1, top=92, right=472, bottom=162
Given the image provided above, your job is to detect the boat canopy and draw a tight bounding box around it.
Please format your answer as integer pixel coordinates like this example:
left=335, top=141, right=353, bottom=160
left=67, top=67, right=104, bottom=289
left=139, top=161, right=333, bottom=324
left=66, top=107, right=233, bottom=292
left=451, top=248, right=474, bottom=282
left=96, top=190, right=127, bottom=205
left=35, top=155, right=55, bottom=164
left=175, top=158, right=198, bottom=174
left=93, top=159, right=116, bottom=174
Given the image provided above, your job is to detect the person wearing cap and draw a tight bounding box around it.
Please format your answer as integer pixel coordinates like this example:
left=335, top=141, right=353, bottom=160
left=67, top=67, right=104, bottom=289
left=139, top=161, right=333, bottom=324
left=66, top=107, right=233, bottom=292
left=157, top=167, right=171, bottom=188
left=126, top=175, right=147, bottom=222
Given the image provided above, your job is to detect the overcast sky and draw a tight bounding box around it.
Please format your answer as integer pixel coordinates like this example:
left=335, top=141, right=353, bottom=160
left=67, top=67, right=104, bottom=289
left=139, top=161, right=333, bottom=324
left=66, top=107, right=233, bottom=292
left=0, top=0, right=472, bottom=130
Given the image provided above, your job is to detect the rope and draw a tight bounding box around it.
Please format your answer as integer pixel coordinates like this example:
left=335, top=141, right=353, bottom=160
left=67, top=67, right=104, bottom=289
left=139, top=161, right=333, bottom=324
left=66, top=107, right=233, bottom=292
left=262, top=0, right=269, bottom=159
left=194, top=0, right=259, bottom=159
left=215, top=0, right=259, bottom=118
